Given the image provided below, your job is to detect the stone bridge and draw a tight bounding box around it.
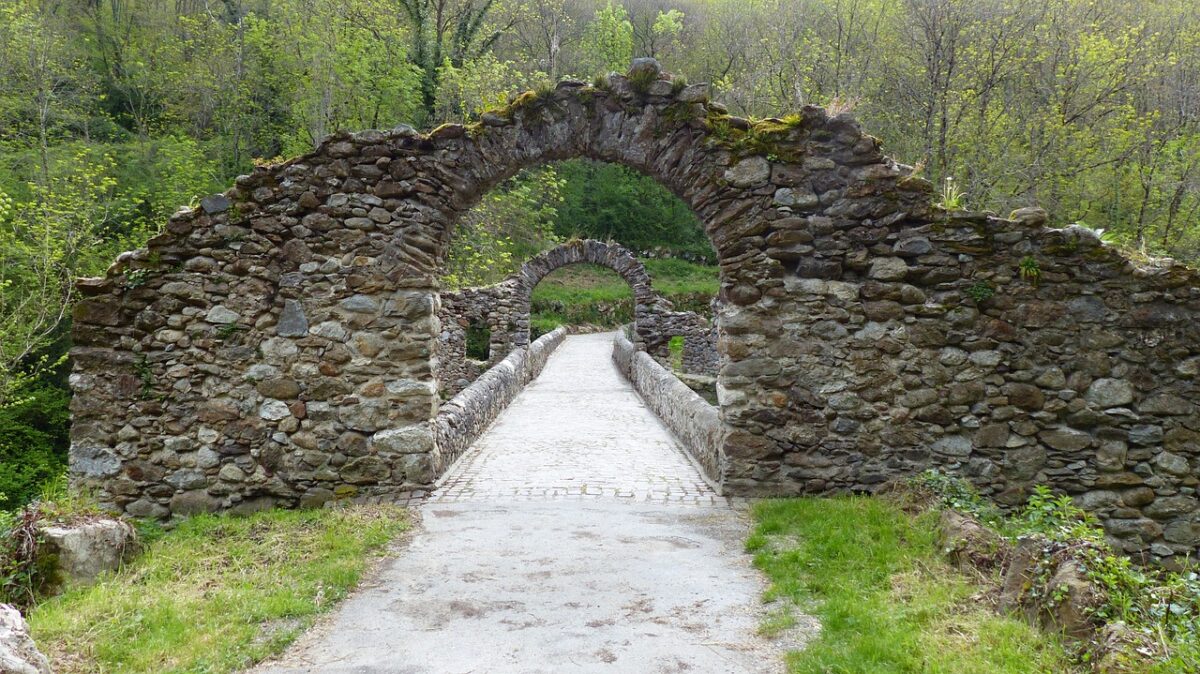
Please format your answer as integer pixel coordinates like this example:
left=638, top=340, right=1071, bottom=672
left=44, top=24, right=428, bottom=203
left=436, top=239, right=709, bottom=395
left=69, top=59, right=1200, bottom=564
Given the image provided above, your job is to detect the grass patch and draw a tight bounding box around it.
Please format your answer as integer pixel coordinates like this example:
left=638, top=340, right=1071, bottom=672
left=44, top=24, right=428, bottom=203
left=529, top=259, right=717, bottom=331
left=29, top=505, right=408, bottom=673
left=748, top=497, right=1080, bottom=673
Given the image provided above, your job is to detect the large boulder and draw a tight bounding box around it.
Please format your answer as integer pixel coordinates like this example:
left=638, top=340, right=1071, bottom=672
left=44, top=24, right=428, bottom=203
left=39, top=518, right=137, bottom=587
left=0, top=604, right=51, bottom=674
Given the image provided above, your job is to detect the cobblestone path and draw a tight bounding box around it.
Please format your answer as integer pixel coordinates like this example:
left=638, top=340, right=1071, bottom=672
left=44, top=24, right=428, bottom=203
left=253, top=333, right=796, bottom=674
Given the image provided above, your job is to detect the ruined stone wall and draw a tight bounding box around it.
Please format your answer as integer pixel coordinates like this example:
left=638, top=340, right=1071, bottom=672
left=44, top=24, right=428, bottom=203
left=434, top=327, right=566, bottom=474
left=682, top=327, right=719, bottom=376
left=435, top=282, right=520, bottom=396
left=69, top=59, right=1200, bottom=564
left=755, top=211, right=1200, bottom=564
left=613, top=332, right=723, bottom=486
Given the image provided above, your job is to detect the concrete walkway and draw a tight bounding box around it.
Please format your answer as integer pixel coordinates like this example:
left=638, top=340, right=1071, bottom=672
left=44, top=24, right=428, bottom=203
left=253, top=333, right=797, bottom=674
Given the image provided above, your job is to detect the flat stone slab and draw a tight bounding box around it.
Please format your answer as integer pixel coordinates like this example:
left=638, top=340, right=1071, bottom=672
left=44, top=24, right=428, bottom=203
left=252, top=334, right=805, bottom=673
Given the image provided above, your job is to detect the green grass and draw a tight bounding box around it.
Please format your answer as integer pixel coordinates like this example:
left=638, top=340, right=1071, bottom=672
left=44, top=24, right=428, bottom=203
left=530, top=259, right=717, bottom=333
left=748, top=497, right=1080, bottom=674
left=28, top=505, right=408, bottom=674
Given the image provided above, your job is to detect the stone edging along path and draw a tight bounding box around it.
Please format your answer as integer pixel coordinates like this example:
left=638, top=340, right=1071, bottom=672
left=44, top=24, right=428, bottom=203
left=613, top=331, right=724, bottom=491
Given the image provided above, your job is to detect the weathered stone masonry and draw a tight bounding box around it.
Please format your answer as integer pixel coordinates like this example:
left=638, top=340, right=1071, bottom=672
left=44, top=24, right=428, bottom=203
left=436, top=239, right=706, bottom=395
left=70, top=58, right=1200, bottom=564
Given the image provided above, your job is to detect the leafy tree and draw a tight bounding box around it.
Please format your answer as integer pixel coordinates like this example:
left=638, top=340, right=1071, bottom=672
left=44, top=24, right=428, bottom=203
left=577, top=2, right=633, bottom=76
left=443, top=166, right=564, bottom=288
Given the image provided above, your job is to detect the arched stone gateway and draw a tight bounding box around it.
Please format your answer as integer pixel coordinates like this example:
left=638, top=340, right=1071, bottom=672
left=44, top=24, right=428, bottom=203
left=70, top=59, right=1200, bottom=563
left=436, top=239, right=705, bottom=395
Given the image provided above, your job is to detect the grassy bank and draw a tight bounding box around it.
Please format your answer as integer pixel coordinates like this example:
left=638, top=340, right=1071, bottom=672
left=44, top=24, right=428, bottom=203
left=530, top=258, right=717, bottom=334
left=748, top=497, right=1079, bottom=673
left=29, top=505, right=408, bottom=673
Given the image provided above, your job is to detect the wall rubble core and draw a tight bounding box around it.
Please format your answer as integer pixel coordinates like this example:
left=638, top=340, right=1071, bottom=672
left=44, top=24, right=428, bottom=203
left=68, top=57, right=1200, bottom=565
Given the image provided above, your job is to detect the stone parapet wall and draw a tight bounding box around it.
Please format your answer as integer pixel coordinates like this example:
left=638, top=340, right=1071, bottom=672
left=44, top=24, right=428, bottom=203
left=613, top=332, right=724, bottom=487
left=434, top=327, right=567, bottom=473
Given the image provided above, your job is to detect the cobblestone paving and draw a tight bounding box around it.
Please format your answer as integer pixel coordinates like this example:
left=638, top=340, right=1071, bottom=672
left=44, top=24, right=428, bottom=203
left=432, top=332, right=722, bottom=505
left=252, top=333, right=801, bottom=674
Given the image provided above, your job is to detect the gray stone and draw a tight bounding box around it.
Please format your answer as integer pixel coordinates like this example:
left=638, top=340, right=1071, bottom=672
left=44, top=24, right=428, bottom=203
left=1085, top=378, right=1134, bottom=407
left=341, top=456, right=390, bottom=484
left=339, top=295, right=379, bottom=314
left=39, top=519, right=137, bottom=586
left=1039, top=427, right=1092, bottom=451
left=932, top=435, right=972, bottom=457
left=724, top=156, right=770, bottom=187
left=259, top=399, right=292, bottom=421
left=1129, top=425, right=1163, bottom=446
left=70, top=444, right=120, bottom=478
left=868, top=257, right=908, bottom=281
left=1139, top=394, right=1194, bottom=415
left=1155, top=452, right=1191, bottom=476
left=170, top=489, right=220, bottom=515
left=277, top=300, right=309, bottom=337
left=372, top=427, right=435, bottom=454
left=166, top=469, right=208, bottom=490
left=200, top=194, right=231, bottom=214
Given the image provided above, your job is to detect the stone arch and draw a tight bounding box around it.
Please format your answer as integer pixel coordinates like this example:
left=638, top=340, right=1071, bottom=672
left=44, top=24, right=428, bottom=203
left=435, top=239, right=704, bottom=395
left=509, top=239, right=673, bottom=349
left=69, top=59, right=1200, bottom=564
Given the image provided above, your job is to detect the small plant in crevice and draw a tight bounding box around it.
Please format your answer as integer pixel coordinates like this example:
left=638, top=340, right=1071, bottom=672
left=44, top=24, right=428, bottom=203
left=133, top=354, right=154, bottom=399
left=935, top=176, right=966, bottom=210
left=123, top=269, right=153, bottom=289
left=628, top=67, right=658, bottom=95
left=908, top=469, right=1001, bottom=524
left=1019, top=255, right=1042, bottom=286
left=0, top=504, right=50, bottom=608
left=965, top=280, right=995, bottom=303
left=215, top=323, right=244, bottom=341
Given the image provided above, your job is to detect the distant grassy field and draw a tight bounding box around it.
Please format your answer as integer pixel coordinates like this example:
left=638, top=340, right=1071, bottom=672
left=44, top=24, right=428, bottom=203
left=530, top=259, right=717, bottom=335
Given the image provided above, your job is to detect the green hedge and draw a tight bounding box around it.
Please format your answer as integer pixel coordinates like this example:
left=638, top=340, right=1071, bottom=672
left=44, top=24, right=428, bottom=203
left=0, top=385, right=70, bottom=511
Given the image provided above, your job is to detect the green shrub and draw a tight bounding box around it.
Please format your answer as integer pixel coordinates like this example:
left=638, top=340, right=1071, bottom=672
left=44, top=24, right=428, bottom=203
left=0, top=384, right=70, bottom=511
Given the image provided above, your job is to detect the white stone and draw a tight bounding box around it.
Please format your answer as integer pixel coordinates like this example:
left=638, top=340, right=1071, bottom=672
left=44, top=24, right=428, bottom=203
left=0, top=604, right=51, bottom=674
left=723, top=156, right=770, bottom=187
left=206, top=305, right=240, bottom=324
left=259, top=399, right=292, bottom=421
left=260, top=338, right=298, bottom=363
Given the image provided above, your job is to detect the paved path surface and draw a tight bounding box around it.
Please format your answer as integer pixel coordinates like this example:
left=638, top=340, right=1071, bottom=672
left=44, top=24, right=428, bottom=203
left=253, top=333, right=797, bottom=674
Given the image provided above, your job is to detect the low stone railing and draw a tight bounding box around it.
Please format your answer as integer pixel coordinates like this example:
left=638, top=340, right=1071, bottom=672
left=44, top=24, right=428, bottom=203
left=612, top=331, right=724, bottom=490
left=433, top=326, right=567, bottom=473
